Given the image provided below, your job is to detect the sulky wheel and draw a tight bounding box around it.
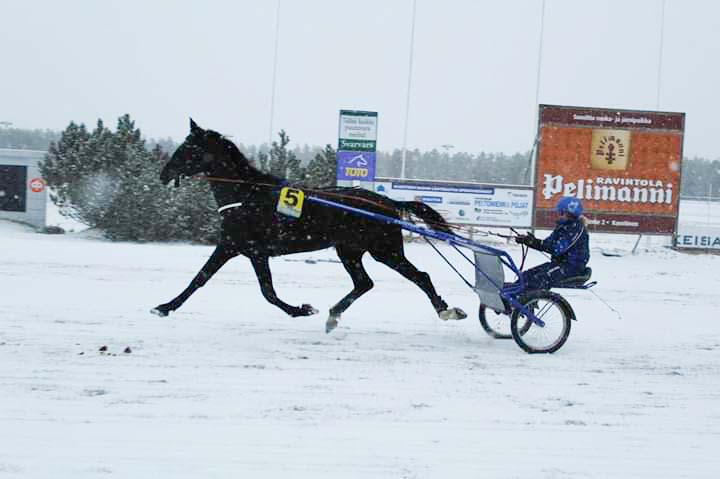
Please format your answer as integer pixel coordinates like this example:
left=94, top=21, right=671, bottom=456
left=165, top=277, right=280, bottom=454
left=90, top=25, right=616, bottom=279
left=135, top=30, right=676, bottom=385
left=510, top=290, right=574, bottom=354
left=479, top=301, right=533, bottom=340
left=478, top=303, right=512, bottom=339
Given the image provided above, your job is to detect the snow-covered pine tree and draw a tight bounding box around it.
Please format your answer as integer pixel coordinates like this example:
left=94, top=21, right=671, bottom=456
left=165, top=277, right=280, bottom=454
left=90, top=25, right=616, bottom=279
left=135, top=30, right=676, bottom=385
left=268, top=130, right=304, bottom=182
left=41, top=121, right=95, bottom=224
left=303, top=144, right=337, bottom=188
left=42, top=115, right=219, bottom=242
left=96, top=115, right=218, bottom=242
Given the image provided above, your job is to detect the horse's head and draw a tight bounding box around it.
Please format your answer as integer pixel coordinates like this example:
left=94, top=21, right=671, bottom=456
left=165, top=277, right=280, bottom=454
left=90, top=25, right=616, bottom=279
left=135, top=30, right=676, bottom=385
left=160, top=118, right=234, bottom=186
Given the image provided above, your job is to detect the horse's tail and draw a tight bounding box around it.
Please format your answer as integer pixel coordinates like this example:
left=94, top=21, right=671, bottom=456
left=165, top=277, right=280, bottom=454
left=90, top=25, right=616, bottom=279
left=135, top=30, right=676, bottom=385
left=397, top=201, right=454, bottom=235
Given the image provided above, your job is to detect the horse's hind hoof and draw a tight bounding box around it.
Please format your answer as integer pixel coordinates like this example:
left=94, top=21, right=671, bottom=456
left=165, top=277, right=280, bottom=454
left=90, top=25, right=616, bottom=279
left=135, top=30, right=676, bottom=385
left=439, top=307, right=467, bottom=321
left=150, top=307, right=169, bottom=317
left=326, top=316, right=339, bottom=333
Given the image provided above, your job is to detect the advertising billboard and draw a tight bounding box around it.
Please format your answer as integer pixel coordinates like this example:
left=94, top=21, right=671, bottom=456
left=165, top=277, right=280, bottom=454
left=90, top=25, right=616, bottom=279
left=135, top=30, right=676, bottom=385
left=374, top=178, right=533, bottom=228
left=336, top=110, right=377, bottom=183
left=675, top=225, right=720, bottom=251
left=534, top=105, right=685, bottom=234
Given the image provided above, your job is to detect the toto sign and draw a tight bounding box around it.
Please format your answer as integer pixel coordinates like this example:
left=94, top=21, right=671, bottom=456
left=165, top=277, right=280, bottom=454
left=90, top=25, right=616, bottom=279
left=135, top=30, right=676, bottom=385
left=534, top=104, right=685, bottom=234
left=336, top=110, right=377, bottom=183
left=336, top=151, right=376, bottom=181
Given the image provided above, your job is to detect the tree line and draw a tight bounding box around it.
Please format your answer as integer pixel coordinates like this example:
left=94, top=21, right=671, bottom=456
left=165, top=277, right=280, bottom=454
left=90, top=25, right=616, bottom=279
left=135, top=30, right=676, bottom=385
left=1, top=117, right=718, bottom=241
left=34, top=115, right=336, bottom=242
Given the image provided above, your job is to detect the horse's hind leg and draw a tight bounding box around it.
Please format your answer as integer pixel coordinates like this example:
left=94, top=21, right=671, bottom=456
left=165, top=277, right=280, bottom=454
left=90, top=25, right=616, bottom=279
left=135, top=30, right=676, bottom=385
left=152, top=245, right=235, bottom=317
left=326, top=246, right=374, bottom=333
left=370, top=245, right=467, bottom=321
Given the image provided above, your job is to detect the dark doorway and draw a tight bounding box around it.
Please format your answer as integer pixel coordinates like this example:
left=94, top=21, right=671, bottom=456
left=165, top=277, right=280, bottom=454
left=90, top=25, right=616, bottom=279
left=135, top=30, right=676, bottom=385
left=0, top=165, right=27, bottom=212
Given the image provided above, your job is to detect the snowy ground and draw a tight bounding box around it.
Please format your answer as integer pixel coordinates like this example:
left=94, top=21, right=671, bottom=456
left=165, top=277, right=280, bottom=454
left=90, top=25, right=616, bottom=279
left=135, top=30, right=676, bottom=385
left=2, top=203, right=720, bottom=478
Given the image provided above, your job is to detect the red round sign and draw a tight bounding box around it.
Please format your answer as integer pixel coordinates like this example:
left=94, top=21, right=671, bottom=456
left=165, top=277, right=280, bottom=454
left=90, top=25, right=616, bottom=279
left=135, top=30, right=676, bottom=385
left=29, top=178, right=46, bottom=193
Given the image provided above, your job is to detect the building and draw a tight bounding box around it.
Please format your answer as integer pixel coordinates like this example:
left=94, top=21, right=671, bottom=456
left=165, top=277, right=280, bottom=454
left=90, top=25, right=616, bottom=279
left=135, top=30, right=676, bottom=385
left=0, top=149, right=47, bottom=229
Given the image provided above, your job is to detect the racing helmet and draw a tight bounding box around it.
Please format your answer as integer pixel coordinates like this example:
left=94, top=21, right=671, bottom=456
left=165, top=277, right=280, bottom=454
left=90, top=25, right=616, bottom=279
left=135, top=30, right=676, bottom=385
left=555, top=196, right=583, bottom=217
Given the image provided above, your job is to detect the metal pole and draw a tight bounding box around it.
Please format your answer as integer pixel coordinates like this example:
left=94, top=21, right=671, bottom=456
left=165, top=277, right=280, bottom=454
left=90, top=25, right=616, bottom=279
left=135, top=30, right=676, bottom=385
left=528, top=0, right=546, bottom=188
left=656, top=0, right=668, bottom=249
left=268, top=0, right=281, bottom=147
left=632, top=234, right=643, bottom=255
left=656, top=0, right=666, bottom=109
left=533, top=0, right=546, bottom=124
left=400, top=0, right=417, bottom=179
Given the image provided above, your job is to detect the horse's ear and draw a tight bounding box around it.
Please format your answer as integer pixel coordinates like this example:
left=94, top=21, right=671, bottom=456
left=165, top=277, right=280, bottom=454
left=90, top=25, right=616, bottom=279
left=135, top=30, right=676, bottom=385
left=190, top=118, right=200, bottom=132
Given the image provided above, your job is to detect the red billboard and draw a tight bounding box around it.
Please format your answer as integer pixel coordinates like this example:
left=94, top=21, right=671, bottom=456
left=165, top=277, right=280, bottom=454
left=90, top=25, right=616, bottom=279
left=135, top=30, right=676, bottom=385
left=534, top=104, right=685, bottom=234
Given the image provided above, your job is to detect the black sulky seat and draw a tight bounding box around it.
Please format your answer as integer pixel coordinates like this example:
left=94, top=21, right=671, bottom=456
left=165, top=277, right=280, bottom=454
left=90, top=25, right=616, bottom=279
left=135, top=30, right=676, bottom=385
left=556, top=267, right=592, bottom=287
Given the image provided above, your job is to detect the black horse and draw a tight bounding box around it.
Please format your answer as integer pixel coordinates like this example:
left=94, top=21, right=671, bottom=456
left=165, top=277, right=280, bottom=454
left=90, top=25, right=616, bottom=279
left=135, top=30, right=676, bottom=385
left=152, top=119, right=466, bottom=332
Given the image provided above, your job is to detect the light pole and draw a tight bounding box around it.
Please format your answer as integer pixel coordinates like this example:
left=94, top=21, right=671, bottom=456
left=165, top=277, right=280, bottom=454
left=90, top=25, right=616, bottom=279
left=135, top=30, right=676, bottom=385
left=400, top=0, right=417, bottom=179
left=656, top=0, right=667, bottom=109
left=268, top=0, right=281, bottom=147
left=527, top=0, right=546, bottom=187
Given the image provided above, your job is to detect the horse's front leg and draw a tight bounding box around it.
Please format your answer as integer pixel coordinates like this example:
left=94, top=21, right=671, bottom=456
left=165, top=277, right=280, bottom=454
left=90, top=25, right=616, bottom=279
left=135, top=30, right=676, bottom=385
left=151, top=245, right=235, bottom=317
left=249, top=255, right=318, bottom=317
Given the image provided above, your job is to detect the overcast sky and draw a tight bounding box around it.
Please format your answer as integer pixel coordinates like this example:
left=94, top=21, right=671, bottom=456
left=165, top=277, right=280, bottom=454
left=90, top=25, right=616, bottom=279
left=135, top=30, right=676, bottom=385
left=1, top=0, right=718, bottom=158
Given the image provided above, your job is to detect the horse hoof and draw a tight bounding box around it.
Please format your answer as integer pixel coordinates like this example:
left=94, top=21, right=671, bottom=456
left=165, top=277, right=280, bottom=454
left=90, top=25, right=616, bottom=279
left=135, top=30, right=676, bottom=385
left=326, top=316, right=339, bottom=333
left=292, top=304, right=319, bottom=317
left=302, top=304, right=319, bottom=316
left=439, top=307, right=467, bottom=321
left=150, top=307, right=169, bottom=317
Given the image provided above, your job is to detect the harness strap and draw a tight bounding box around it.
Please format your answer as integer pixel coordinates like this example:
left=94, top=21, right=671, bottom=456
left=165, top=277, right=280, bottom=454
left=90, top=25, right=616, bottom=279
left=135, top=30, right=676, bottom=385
left=217, top=202, right=244, bottom=213
left=554, top=223, right=586, bottom=260
left=565, top=225, right=585, bottom=251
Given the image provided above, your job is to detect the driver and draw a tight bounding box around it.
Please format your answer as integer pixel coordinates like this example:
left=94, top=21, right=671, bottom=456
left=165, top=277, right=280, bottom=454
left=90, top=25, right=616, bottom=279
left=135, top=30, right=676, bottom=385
left=514, top=196, right=590, bottom=290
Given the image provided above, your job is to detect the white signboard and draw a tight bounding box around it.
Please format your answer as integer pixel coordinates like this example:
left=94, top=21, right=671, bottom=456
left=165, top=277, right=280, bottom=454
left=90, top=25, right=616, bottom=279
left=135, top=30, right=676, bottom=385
left=374, top=179, right=533, bottom=227
left=675, top=225, right=720, bottom=250
left=339, top=110, right=377, bottom=142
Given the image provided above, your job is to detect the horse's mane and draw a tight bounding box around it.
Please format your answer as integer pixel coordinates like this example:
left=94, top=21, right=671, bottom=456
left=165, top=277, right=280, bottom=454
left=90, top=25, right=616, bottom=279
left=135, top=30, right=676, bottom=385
left=212, top=131, right=283, bottom=187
